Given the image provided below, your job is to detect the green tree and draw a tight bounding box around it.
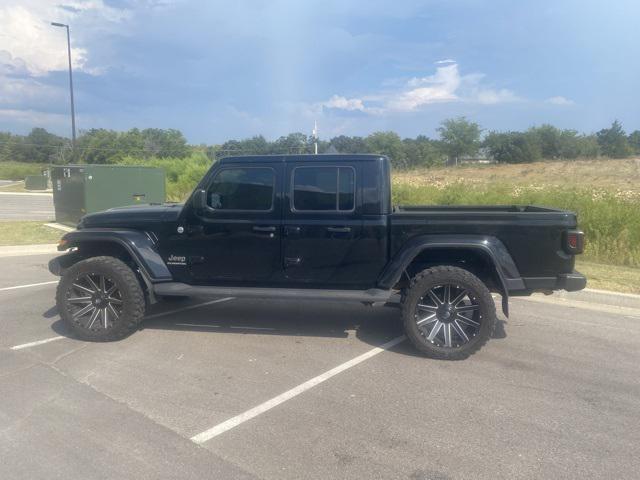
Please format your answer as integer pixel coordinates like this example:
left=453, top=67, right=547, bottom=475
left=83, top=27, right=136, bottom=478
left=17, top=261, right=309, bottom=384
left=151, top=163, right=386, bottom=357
left=528, top=124, right=561, bottom=158
left=484, top=131, right=542, bottom=164
left=628, top=130, right=640, bottom=154
left=596, top=120, right=632, bottom=158
left=364, top=131, right=406, bottom=168
left=402, top=136, right=444, bottom=168
left=329, top=135, right=368, bottom=154
left=270, top=132, right=309, bottom=154
left=437, top=117, right=482, bottom=166
left=139, top=128, right=189, bottom=158
left=77, top=129, right=121, bottom=164
left=575, top=134, right=600, bottom=158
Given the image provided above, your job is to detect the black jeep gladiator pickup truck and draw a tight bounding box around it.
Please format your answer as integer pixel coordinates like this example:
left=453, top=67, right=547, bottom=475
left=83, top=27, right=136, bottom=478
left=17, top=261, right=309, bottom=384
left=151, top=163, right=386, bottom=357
left=49, top=154, right=586, bottom=359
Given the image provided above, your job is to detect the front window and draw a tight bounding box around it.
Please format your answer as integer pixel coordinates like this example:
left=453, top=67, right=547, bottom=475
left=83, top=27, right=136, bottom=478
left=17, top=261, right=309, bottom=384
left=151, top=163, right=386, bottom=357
left=207, top=167, right=275, bottom=211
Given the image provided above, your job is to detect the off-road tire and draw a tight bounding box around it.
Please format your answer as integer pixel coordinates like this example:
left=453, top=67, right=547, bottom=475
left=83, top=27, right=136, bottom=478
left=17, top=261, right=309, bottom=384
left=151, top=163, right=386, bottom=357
left=401, top=266, right=496, bottom=360
left=56, top=256, right=145, bottom=341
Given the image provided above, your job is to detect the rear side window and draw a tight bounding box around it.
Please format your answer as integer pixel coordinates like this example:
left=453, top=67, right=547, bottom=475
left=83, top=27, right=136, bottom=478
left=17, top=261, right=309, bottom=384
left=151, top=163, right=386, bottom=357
left=292, top=166, right=355, bottom=212
left=208, top=167, right=274, bottom=211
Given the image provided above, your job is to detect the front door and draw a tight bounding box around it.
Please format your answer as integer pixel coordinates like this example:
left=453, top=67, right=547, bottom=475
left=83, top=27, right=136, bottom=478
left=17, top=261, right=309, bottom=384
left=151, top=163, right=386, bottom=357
left=282, top=163, right=363, bottom=287
left=187, top=164, right=283, bottom=284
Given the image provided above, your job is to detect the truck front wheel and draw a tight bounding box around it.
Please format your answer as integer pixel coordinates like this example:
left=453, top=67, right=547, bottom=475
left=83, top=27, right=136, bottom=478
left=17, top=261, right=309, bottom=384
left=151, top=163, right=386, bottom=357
left=401, top=266, right=496, bottom=360
left=56, top=256, right=146, bottom=341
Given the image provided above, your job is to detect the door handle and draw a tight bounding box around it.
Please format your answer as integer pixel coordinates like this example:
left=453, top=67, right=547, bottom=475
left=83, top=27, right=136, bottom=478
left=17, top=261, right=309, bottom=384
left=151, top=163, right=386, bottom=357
left=284, top=226, right=301, bottom=236
left=285, top=257, right=302, bottom=267
left=327, top=226, right=351, bottom=233
left=253, top=226, right=276, bottom=233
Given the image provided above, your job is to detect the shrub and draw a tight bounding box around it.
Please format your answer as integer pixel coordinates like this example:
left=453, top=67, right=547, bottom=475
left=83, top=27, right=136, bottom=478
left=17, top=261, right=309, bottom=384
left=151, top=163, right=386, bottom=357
left=0, top=161, right=48, bottom=180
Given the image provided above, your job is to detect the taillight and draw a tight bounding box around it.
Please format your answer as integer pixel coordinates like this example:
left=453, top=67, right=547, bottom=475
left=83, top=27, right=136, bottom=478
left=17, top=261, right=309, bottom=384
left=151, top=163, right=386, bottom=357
left=564, top=230, right=584, bottom=254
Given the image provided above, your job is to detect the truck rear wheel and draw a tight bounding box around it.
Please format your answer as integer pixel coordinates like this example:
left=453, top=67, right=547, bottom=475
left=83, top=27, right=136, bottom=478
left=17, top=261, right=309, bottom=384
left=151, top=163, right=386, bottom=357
left=401, top=266, right=496, bottom=360
left=56, top=256, right=146, bottom=341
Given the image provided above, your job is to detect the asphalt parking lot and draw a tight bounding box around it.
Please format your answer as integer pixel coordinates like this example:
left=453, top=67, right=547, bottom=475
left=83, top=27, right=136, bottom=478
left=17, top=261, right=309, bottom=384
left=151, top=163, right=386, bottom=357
left=1, top=253, right=639, bottom=479
left=0, top=192, right=55, bottom=221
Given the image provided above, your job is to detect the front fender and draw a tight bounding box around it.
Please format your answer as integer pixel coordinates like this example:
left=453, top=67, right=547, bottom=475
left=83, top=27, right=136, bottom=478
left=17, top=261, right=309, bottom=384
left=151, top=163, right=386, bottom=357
left=56, top=229, right=172, bottom=282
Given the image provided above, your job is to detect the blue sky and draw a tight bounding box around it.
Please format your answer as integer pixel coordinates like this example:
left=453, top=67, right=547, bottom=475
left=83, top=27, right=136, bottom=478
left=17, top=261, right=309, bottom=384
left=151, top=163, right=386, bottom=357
left=1, top=0, right=639, bottom=143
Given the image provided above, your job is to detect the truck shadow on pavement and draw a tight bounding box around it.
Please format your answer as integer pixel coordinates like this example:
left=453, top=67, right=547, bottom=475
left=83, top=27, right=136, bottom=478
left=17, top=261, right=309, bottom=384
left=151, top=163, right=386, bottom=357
left=45, top=298, right=507, bottom=358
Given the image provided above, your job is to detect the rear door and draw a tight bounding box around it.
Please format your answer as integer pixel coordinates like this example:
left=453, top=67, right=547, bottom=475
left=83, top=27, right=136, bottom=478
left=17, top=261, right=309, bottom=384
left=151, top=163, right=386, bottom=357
left=282, top=162, right=363, bottom=287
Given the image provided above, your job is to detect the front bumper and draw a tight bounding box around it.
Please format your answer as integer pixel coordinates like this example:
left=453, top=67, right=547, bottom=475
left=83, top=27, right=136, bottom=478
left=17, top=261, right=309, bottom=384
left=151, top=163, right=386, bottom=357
left=48, top=251, right=82, bottom=277
left=48, top=256, right=63, bottom=276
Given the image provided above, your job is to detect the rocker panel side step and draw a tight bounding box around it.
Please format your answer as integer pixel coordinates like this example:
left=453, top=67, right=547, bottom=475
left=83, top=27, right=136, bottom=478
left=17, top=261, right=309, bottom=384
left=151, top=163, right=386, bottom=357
left=153, top=282, right=392, bottom=303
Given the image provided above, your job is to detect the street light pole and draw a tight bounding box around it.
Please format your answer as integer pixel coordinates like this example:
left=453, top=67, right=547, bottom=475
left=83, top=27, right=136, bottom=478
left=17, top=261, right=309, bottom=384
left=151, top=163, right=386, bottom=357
left=51, top=22, right=76, bottom=150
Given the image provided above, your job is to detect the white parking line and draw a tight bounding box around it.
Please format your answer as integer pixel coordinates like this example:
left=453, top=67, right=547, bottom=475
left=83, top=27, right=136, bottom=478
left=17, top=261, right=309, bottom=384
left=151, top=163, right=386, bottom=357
left=145, top=297, right=234, bottom=319
left=190, top=335, right=406, bottom=444
left=10, top=336, right=64, bottom=350
left=175, top=323, right=275, bottom=331
left=176, top=323, right=221, bottom=328
left=229, top=326, right=276, bottom=331
left=0, top=280, right=58, bottom=292
left=9, top=297, right=235, bottom=351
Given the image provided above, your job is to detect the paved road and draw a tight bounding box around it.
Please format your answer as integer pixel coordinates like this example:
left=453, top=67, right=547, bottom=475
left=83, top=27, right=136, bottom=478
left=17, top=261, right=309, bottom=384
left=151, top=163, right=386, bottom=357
left=1, top=253, right=639, bottom=479
left=0, top=192, right=55, bottom=221
left=0, top=180, right=15, bottom=187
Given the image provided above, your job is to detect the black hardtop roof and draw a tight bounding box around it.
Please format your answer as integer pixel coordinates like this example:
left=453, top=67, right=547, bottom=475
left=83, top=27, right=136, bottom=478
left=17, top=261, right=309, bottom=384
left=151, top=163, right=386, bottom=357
left=219, top=154, right=387, bottom=164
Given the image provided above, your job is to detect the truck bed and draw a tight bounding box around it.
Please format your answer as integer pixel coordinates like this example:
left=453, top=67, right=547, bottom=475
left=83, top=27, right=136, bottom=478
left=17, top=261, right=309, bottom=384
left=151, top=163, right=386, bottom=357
left=390, top=204, right=578, bottom=279
left=393, top=204, right=566, bottom=213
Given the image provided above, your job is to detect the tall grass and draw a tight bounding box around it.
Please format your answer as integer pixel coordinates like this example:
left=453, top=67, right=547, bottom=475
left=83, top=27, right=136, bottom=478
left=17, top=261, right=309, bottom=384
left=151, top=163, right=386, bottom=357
left=0, top=161, right=48, bottom=180
left=118, top=153, right=212, bottom=201
left=392, top=182, right=640, bottom=267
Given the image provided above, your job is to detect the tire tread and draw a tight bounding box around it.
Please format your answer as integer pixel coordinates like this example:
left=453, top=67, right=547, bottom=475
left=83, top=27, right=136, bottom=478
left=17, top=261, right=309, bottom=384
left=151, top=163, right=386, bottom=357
left=56, top=256, right=145, bottom=341
left=401, top=265, right=496, bottom=360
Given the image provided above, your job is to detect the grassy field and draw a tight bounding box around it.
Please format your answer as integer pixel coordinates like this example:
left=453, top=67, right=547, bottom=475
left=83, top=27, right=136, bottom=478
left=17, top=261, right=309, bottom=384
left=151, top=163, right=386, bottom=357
left=576, top=260, right=639, bottom=294
left=0, top=222, right=62, bottom=246
left=0, top=162, right=48, bottom=181
left=393, top=158, right=640, bottom=191
left=392, top=158, right=640, bottom=268
left=0, top=181, right=30, bottom=192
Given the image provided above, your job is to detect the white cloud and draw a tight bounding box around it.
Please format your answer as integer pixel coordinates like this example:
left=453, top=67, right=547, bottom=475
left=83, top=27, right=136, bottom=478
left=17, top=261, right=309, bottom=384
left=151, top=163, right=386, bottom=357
left=474, top=88, right=521, bottom=105
left=321, top=61, right=521, bottom=115
left=0, top=108, right=69, bottom=127
left=0, top=73, right=65, bottom=106
left=0, top=0, right=132, bottom=131
left=323, top=95, right=367, bottom=112
left=545, top=95, right=574, bottom=105
left=389, top=64, right=461, bottom=111
left=0, top=1, right=130, bottom=76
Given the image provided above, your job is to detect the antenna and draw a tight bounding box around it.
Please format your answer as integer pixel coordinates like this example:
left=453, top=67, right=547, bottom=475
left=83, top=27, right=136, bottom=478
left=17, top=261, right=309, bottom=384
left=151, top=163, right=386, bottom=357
left=312, top=120, right=318, bottom=155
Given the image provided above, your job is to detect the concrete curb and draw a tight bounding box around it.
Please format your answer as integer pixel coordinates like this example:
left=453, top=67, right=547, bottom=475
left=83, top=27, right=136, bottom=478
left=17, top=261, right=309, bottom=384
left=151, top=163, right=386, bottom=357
left=44, top=222, right=75, bottom=233
left=548, top=288, right=640, bottom=310
left=0, top=191, right=53, bottom=196
left=0, top=244, right=58, bottom=257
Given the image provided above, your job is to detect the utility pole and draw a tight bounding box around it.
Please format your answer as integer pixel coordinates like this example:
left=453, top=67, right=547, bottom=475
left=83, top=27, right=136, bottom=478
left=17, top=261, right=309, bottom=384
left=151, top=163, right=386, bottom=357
left=312, top=120, right=318, bottom=154
left=51, top=22, right=77, bottom=150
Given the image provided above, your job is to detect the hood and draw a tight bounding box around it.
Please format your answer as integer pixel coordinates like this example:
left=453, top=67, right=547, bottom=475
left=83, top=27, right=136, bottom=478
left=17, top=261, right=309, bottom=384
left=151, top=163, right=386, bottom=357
left=78, top=203, right=183, bottom=229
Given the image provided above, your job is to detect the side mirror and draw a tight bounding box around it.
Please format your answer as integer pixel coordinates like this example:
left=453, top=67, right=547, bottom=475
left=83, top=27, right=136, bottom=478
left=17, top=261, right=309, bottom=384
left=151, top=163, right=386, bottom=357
left=193, top=189, right=207, bottom=211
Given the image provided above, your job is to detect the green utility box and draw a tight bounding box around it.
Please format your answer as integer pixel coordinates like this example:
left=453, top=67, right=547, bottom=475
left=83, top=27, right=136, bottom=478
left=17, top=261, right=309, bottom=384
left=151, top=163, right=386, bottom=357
left=51, top=165, right=166, bottom=225
left=24, top=175, right=48, bottom=190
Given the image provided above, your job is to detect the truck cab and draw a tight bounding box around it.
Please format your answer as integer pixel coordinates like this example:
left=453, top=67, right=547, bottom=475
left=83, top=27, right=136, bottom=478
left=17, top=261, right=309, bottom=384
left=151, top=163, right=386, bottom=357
left=166, top=155, right=390, bottom=289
